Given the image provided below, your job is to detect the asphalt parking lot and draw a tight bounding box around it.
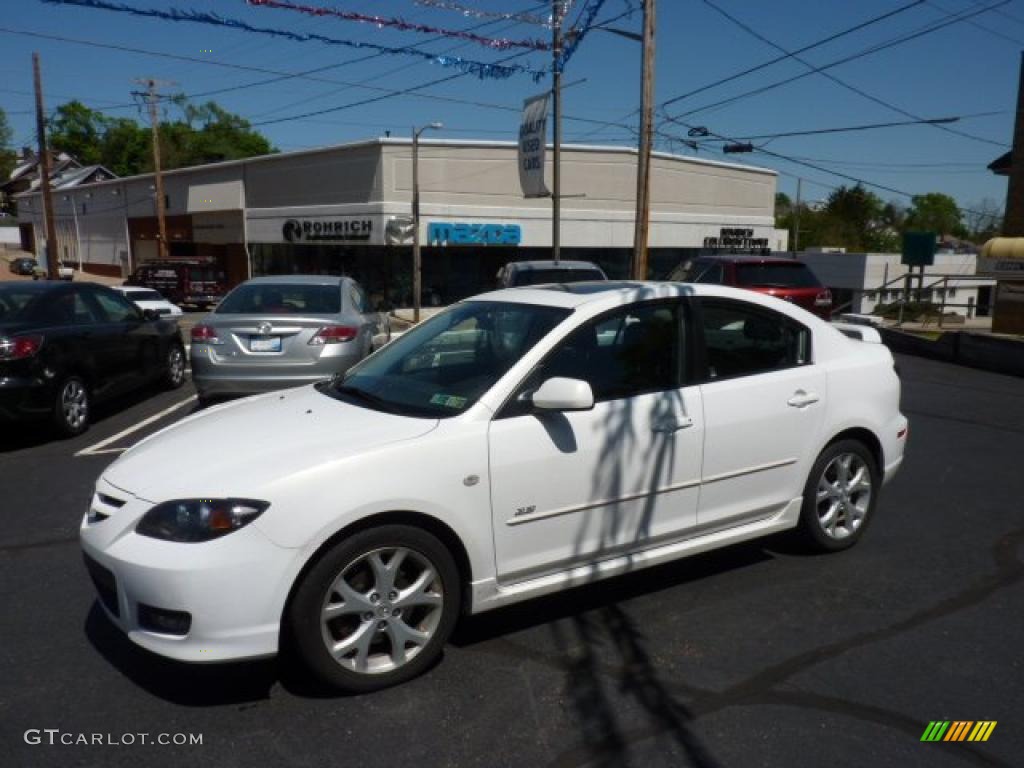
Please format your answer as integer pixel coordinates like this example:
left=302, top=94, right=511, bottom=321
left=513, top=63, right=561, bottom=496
left=0, top=353, right=1021, bottom=768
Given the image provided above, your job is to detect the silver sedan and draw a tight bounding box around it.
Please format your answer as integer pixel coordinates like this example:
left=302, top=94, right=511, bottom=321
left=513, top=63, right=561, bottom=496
left=190, top=275, right=390, bottom=403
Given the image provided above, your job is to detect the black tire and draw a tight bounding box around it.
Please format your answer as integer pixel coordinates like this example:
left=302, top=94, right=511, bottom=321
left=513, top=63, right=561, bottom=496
left=162, top=342, right=186, bottom=390
left=287, top=524, right=460, bottom=693
left=52, top=375, right=90, bottom=437
left=797, top=439, right=880, bottom=552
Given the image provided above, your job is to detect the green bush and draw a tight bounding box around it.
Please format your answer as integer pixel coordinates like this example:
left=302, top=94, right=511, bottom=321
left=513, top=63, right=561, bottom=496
left=874, top=301, right=941, bottom=321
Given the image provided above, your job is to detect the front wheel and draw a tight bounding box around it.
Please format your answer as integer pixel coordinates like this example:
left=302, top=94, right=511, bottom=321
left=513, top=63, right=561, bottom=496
left=797, top=440, right=879, bottom=552
left=287, top=525, right=460, bottom=693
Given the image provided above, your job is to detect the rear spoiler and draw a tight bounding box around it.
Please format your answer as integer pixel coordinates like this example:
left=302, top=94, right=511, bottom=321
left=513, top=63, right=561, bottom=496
left=830, top=322, right=883, bottom=344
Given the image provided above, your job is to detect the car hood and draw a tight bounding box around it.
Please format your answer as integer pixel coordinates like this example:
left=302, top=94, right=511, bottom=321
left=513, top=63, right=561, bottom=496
left=102, top=385, right=439, bottom=502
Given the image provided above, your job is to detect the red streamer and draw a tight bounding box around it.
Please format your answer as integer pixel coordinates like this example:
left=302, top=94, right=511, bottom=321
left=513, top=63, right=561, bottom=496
left=246, top=0, right=551, bottom=51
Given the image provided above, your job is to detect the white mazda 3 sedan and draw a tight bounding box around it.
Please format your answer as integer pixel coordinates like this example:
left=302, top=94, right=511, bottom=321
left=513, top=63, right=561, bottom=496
left=81, top=282, right=907, bottom=692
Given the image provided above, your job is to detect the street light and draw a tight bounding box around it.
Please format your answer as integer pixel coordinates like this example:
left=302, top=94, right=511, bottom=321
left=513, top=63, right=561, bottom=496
left=412, top=122, right=443, bottom=323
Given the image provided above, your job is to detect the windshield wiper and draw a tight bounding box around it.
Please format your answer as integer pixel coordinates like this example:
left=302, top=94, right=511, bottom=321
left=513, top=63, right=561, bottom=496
left=325, top=382, right=397, bottom=413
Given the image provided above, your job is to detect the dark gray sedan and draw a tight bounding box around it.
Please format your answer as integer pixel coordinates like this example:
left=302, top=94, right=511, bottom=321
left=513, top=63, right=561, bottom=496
left=190, top=275, right=390, bottom=403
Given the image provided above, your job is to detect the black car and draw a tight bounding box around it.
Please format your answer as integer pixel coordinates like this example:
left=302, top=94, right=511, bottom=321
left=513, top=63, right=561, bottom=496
left=8, top=257, right=37, bottom=276
left=0, top=281, right=186, bottom=436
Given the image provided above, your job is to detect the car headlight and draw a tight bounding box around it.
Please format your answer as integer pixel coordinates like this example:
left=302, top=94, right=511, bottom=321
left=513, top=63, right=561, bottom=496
left=135, top=499, right=270, bottom=543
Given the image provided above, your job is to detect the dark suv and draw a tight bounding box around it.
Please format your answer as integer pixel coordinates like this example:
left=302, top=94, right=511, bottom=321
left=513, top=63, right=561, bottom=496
left=678, top=256, right=832, bottom=319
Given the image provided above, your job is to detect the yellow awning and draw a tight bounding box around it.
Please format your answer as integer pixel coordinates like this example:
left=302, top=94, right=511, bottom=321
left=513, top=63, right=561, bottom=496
left=981, top=237, right=1024, bottom=260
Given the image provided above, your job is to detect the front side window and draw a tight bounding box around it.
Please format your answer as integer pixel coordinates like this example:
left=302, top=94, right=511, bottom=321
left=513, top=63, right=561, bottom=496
left=700, top=299, right=810, bottom=381
left=504, top=302, right=683, bottom=416
left=90, top=289, right=141, bottom=323
left=322, top=301, right=571, bottom=418
left=216, top=284, right=341, bottom=315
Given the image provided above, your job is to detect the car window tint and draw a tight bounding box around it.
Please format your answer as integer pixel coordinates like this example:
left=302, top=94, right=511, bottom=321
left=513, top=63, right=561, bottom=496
left=700, top=299, right=810, bottom=380
left=514, top=303, right=681, bottom=409
left=735, top=263, right=820, bottom=288
left=91, top=290, right=141, bottom=323
left=216, top=284, right=341, bottom=314
left=511, top=268, right=605, bottom=286
left=0, top=286, right=42, bottom=320
left=36, top=290, right=101, bottom=326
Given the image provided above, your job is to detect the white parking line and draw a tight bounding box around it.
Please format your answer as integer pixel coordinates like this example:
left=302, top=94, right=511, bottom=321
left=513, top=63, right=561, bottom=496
left=75, top=394, right=198, bottom=457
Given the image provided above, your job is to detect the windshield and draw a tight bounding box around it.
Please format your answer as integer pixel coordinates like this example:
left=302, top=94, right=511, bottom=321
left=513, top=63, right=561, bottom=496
left=216, top=283, right=341, bottom=315
left=321, top=300, right=572, bottom=418
left=188, top=267, right=226, bottom=284
left=736, top=263, right=821, bottom=288
left=511, top=268, right=605, bottom=287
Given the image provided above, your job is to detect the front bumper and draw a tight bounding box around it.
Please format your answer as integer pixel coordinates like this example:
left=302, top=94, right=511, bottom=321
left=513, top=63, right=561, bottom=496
left=79, top=479, right=301, bottom=663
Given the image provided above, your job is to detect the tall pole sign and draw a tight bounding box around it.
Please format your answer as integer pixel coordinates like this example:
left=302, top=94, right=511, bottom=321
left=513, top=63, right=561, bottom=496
left=518, top=93, right=550, bottom=199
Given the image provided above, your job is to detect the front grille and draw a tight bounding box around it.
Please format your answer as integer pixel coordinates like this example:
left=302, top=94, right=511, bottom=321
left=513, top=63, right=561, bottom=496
left=83, top=554, right=119, bottom=617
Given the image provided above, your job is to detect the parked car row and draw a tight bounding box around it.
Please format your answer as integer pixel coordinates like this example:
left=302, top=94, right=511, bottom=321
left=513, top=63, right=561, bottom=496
left=80, top=280, right=906, bottom=694
left=0, top=281, right=185, bottom=436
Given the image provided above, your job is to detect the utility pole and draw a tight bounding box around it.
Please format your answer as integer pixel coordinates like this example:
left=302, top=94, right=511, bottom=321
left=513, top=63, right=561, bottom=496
left=412, top=122, right=442, bottom=323
left=793, top=177, right=802, bottom=256
left=33, top=53, right=59, bottom=280
left=551, top=0, right=564, bottom=263
left=134, top=78, right=175, bottom=260
left=632, top=0, right=656, bottom=280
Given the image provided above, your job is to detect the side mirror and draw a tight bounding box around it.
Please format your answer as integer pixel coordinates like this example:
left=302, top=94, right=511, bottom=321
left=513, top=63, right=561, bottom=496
left=531, top=377, right=594, bottom=412
left=142, top=308, right=161, bottom=322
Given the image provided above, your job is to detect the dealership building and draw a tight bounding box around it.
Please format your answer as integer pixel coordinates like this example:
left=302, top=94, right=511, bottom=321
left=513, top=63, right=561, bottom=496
left=15, top=138, right=783, bottom=304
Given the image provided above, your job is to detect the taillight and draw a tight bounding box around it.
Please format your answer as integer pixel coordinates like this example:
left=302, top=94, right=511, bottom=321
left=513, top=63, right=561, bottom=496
left=191, top=325, right=222, bottom=345
left=0, top=334, right=43, bottom=361
left=814, top=289, right=832, bottom=307
left=309, top=326, right=358, bottom=345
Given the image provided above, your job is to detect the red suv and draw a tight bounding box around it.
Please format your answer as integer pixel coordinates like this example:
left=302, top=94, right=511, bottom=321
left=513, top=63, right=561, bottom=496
left=678, top=255, right=833, bottom=319
left=126, top=258, right=228, bottom=309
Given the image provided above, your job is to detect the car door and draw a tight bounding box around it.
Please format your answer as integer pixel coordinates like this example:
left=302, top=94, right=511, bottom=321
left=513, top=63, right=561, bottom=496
left=32, top=286, right=108, bottom=394
left=488, top=300, right=704, bottom=583
left=696, top=297, right=826, bottom=530
left=84, top=286, right=160, bottom=392
left=348, top=280, right=380, bottom=354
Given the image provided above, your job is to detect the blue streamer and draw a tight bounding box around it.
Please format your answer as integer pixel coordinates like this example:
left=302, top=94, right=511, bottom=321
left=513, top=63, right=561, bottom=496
left=560, top=0, right=611, bottom=71
left=40, top=0, right=547, bottom=81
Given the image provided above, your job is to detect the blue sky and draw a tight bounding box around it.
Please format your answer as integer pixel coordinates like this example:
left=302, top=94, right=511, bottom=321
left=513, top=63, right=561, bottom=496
left=1, top=0, right=1020, bottom=214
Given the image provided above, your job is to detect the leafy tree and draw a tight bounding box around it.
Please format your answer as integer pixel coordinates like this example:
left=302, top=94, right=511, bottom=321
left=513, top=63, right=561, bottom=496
left=47, top=98, right=275, bottom=177
left=774, top=192, right=792, bottom=218
left=905, top=192, right=965, bottom=238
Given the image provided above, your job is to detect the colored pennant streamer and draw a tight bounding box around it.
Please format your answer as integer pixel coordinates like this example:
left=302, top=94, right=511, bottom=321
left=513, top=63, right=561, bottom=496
left=560, top=0, right=611, bottom=70
left=247, top=0, right=551, bottom=51
left=413, top=0, right=557, bottom=28
left=39, top=0, right=547, bottom=81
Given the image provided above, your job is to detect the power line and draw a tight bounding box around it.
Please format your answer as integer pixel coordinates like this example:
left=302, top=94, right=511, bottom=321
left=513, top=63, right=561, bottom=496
left=926, top=0, right=1024, bottom=45
left=670, top=0, right=1010, bottom=149
left=706, top=112, right=1002, bottom=142
left=662, top=0, right=927, bottom=110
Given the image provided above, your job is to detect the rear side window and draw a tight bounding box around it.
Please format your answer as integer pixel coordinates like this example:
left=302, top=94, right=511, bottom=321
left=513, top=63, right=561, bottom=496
left=216, top=284, right=341, bottom=315
left=700, top=299, right=810, bottom=380
left=33, top=290, right=100, bottom=326
left=735, top=263, right=820, bottom=288
left=188, top=267, right=226, bottom=283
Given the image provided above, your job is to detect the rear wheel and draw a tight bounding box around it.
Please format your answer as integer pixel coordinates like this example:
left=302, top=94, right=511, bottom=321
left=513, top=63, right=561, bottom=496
left=797, top=439, right=879, bottom=552
left=53, top=375, right=90, bottom=437
left=162, top=343, right=186, bottom=389
left=287, top=525, right=459, bottom=693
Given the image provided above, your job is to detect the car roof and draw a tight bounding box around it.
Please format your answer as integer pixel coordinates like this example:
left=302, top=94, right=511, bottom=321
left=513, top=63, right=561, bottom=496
left=695, top=254, right=809, bottom=266
left=469, top=281, right=801, bottom=310
left=0, top=279, right=64, bottom=294
left=241, top=275, right=349, bottom=286
left=504, top=260, right=603, bottom=271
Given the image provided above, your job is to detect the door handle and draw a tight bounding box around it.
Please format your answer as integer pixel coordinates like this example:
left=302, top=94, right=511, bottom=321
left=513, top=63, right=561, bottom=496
left=787, top=389, right=820, bottom=408
left=652, top=416, right=694, bottom=434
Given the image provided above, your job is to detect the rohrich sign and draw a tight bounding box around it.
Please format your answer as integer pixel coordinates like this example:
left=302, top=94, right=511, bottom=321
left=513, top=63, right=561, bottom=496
left=702, top=227, right=769, bottom=252
left=428, top=222, right=522, bottom=246
left=282, top=218, right=373, bottom=243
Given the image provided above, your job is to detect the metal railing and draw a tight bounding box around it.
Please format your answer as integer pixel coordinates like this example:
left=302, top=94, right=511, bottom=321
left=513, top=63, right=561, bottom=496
left=828, top=272, right=995, bottom=328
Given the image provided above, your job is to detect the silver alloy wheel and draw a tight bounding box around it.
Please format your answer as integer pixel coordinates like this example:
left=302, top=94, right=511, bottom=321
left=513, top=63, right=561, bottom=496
left=168, top=345, right=185, bottom=385
left=815, top=453, right=872, bottom=540
left=320, top=546, right=444, bottom=675
left=61, top=379, right=88, bottom=430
